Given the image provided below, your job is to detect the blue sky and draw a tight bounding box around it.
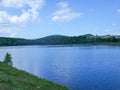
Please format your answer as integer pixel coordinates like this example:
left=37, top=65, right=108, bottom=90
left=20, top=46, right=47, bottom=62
left=0, top=0, right=120, bottom=39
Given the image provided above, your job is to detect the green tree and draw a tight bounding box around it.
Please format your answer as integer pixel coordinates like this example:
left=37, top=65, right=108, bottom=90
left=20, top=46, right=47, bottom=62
left=3, top=53, right=13, bottom=66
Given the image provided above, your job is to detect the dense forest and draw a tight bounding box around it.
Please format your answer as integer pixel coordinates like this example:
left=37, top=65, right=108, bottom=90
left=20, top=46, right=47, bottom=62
left=0, top=34, right=120, bottom=46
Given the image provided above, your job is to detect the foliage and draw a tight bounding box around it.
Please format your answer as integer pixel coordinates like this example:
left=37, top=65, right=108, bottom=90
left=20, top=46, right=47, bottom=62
left=3, top=53, right=13, bottom=66
left=0, top=34, right=120, bottom=46
left=0, top=62, right=68, bottom=90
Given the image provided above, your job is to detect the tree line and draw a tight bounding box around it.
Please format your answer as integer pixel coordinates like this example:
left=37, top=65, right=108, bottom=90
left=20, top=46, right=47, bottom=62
left=0, top=34, right=120, bottom=46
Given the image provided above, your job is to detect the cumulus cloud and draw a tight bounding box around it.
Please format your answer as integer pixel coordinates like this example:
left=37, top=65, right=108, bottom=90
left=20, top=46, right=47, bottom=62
left=10, top=11, right=30, bottom=23
left=0, top=0, right=45, bottom=23
left=1, top=0, right=25, bottom=8
left=0, top=0, right=45, bottom=37
left=1, top=0, right=45, bottom=9
left=57, top=1, right=68, bottom=8
left=51, top=1, right=82, bottom=22
left=0, top=11, right=31, bottom=24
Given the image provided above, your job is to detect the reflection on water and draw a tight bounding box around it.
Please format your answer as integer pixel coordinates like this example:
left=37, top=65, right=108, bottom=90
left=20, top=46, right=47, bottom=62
left=0, top=45, right=120, bottom=90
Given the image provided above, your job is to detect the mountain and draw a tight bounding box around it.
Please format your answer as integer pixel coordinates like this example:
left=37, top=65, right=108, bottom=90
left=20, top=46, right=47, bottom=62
left=35, top=35, right=70, bottom=45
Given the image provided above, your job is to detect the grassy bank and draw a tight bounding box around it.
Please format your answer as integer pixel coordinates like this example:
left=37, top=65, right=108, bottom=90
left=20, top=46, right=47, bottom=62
left=0, top=62, right=68, bottom=90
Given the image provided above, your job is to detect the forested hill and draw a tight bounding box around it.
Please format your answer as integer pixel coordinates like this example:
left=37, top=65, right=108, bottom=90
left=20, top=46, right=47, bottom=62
left=1, top=34, right=120, bottom=46
left=0, top=37, right=32, bottom=46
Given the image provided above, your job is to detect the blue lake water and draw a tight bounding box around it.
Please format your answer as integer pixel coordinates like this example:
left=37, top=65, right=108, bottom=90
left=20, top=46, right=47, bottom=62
left=0, top=45, right=120, bottom=90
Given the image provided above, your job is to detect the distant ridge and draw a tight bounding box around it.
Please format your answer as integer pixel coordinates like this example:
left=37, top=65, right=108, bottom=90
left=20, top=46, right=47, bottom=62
left=40, top=35, right=69, bottom=39
left=0, top=34, right=120, bottom=46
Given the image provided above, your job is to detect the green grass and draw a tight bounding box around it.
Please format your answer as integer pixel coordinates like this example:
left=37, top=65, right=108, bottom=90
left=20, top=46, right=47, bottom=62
left=0, top=62, right=68, bottom=90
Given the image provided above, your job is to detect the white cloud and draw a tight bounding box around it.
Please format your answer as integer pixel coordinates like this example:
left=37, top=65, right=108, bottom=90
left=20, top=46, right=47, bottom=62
left=57, top=1, right=68, bottom=8
left=0, top=0, right=45, bottom=37
left=51, top=1, right=82, bottom=22
left=113, top=33, right=120, bottom=36
left=0, top=10, right=31, bottom=24
left=1, top=0, right=44, bottom=9
left=10, top=11, right=30, bottom=23
left=0, top=0, right=45, bottom=23
left=1, top=0, right=25, bottom=8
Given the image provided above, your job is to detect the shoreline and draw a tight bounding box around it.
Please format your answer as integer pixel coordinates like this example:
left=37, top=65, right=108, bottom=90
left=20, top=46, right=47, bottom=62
left=0, top=62, right=68, bottom=90
left=0, top=43, right=120, bottom=47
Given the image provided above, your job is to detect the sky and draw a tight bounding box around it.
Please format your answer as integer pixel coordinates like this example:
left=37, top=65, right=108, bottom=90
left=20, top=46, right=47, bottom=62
left=0, top=0, right=120, bottom=39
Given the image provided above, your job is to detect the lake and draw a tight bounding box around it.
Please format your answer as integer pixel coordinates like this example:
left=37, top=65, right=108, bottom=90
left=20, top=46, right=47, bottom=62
left=0, top=45, right=120, bottom=90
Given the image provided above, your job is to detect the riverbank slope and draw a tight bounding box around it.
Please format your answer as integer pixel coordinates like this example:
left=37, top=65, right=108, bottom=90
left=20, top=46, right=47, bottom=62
left=0, top=62, right=68, bottom=90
